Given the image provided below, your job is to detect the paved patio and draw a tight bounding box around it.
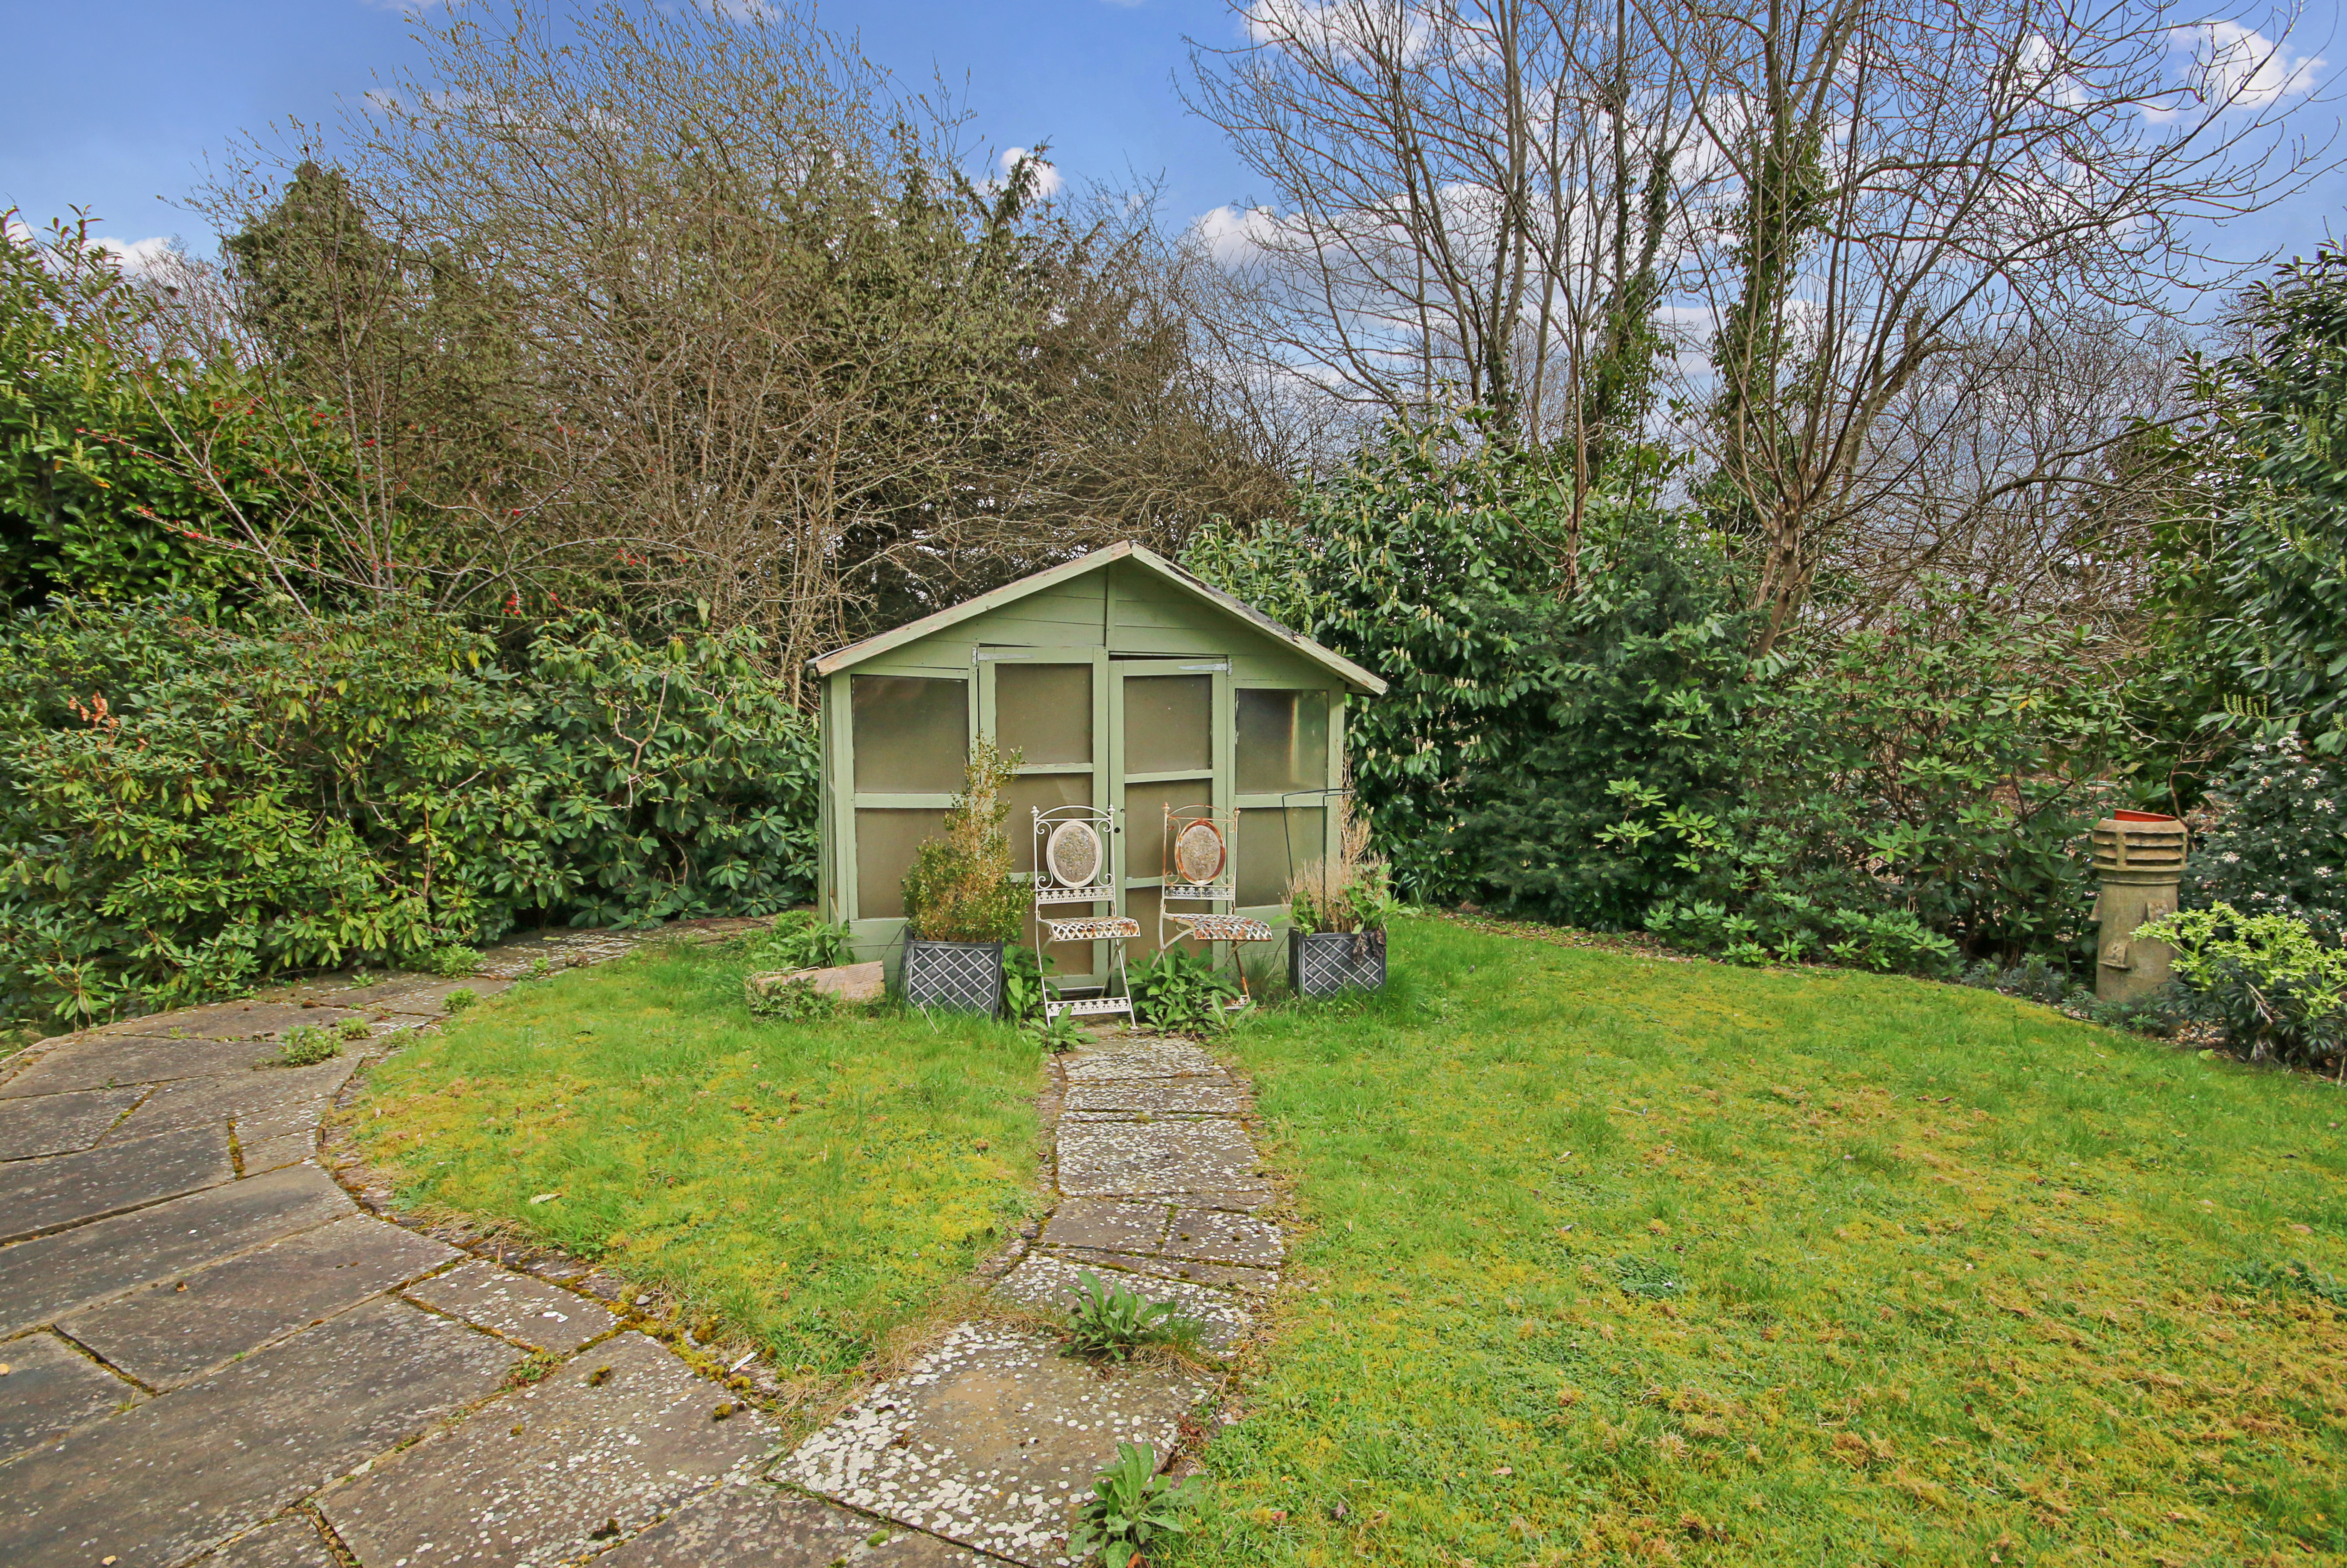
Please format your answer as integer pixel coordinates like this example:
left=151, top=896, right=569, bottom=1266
left=0, top=935, right=1282, bottom=1567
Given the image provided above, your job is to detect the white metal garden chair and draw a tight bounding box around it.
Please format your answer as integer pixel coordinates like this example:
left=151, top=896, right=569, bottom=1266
left=1157, top=802, right=1274, bottom=1008
left=1031, top=803, right=1138, bottom=1022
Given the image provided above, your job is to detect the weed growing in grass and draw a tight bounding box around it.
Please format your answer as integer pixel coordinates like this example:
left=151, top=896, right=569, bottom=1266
left=1131, top=947, right=1241, bottom=1033
left=273, top=1026, right=342, bottom=1067
left=1610, top=1254, right=1685, bottom=1299
left=2229, top=1256, right=2347, bottom=1309
left=1002, top=945, right=1048, bottom=1026
left=1029, top=1008, right=1083, bottom=1052
left=746, top=976, right=835, bottom=1022
left=1068, top=1442, right=1200, bottom=1568
left=1064, top=1269, right=1196, bottom=1361
left=756, top=912, right=855, bottom=972
left=416, top=944, right=483, bottom=978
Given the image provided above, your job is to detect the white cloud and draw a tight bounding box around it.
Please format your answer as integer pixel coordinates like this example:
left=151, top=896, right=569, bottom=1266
left=1194, top=203, right=1285, bottom=265
left=2164, top=21, right=2322, bottom=115
left=1245, top=0, right=1433, bottom=62
left=995, top=147, right=1064, bottom=199
left=97, top=236, right=176, bottom=276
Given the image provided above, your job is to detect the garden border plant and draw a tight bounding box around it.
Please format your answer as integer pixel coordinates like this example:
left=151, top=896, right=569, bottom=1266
left=899, top=738, right=1026, bottom=1016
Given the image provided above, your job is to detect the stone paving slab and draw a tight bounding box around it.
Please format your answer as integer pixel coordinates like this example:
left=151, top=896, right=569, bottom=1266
left=0, top=1329, right=139, bottom=1466
left=992, top=1253, right=1253, bottom=1356
left=323, top=976, right=513, bottom=1015
left=403, top=1256, right=619, bottom=1353
left=0, top=1297, right=516, bottom=1568
left=0, top=1085, right=144, bottom=1160
left=784, top=1322, right=1208, bottom=1567
left=1048, top=1246, right=1278, bottom=1295
left=475, top=932, right=643, bottom=980
left=103, top=1058, right=355, bottom=1144
left=60, top=1214, right=459, bottom=1389
left=1039, top=1198, right=1171, bottom=1255
left=322, top=1330, right=773, bottom=1568
left=1061, top=1078, right=1246, bottom=1117
left=1059, top=1039, right=1226, bottom=1082
left=0, top=1123, right=236, bottom=1243
left=204, top=1514, right=341, bottom=1567
left=0, top=1163, right=354, bottom=1335
left=1036, top=1200, right=1284, bottom=1269
left=1055, top=1117, right=1268, bottom=1200
left=93, top=1001, right=366, bottom=1042
left=1165, top=1207, right=1285, bottom=1267
left=600, top=1481, right=990, bottom=1567
left=0, top=1035, right=287, bottom=1098
left=238, top=1134, right=318, bottom=1174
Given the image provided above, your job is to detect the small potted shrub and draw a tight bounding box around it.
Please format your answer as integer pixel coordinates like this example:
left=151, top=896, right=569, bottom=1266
left=900, top=738, right=1027, bottom=1015
left=1286, top=796, right=1398, bottom=997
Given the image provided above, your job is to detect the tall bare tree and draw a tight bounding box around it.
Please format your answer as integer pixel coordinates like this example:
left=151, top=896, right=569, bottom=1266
left=1822, top=313, right=2196, bottom=632
left=1187, top=0, right=1701, bottom=579
left=1663, top=0, right=2325, bottom=650
left=200, top=2, right=1286, bottom=699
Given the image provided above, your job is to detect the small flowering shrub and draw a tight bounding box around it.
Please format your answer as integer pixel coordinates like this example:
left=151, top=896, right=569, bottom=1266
left=2185, top=742, right=2347, bottom=944
left=2135, top=903, right=2347, bottom=1067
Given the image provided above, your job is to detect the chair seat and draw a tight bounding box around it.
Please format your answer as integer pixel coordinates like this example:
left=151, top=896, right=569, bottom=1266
left=1045, top=916, right=1143, bottom=943
left=1166, top=913, right=1275, bottom=942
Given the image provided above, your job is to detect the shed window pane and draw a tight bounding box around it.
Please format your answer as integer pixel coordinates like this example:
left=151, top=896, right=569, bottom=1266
left=1236, top=690, right=1330, bottom=795
left=1005, top=772, right=1092, bottom=875
left=855, top=809, right=948, bottom=920
left=1237, top=807, right=1325, bottom=906
left=1122, top=675, right=1211, bottom=775
left=1124, top=783, right=1215, bottom=881
left=997, top=664, right=1091, bottom=766
left=852, top=677, right=967, bottom=793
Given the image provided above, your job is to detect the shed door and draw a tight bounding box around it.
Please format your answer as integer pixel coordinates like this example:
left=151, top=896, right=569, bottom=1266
left=982, top=648, right=1109, bottom=984
left=1111, top=659, right=1231, bottom=956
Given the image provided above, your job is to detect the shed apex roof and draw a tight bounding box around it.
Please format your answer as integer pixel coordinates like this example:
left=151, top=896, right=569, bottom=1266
left=808, top=541, right=1387, bottom=696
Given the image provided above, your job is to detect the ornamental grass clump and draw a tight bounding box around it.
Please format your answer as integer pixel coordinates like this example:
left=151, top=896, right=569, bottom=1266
left=902, top=739, right=1026, bottom=944
left=1285, top=793, right=1398, bottom=937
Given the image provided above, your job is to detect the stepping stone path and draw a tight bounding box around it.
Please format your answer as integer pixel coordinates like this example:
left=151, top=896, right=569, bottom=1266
left=0, top=925, right=1283, bottom=1567
left=782, top=1030, right=1283, bottom=1566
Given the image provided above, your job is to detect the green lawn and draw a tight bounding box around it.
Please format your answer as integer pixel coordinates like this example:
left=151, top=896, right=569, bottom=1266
left=347, top=938, right=1047, bottom=1380
left=1170, top=916, right=2347, bottom=1567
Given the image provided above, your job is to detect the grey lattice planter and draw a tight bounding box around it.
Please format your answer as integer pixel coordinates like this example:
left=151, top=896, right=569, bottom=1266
left=901, top=937, right=1004, bottom=1016
left=1290, top=927, right=1386, bottom=998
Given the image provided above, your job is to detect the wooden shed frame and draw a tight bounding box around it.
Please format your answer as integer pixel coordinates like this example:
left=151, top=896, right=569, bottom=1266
left=810, top=542, right=1386, bottom=976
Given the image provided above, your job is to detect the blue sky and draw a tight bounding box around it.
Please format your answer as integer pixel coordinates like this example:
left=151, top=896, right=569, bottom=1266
left=4, top=0, right=2345, bottom=277
left=0, top=0, right=1262, bottom=257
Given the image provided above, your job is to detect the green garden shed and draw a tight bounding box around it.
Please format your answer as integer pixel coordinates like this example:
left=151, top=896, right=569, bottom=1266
left=810, top=542, right=1386, bottom=981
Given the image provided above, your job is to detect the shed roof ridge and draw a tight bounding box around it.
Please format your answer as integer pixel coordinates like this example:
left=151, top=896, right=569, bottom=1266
left=809, top=540, right=1386, bottom=696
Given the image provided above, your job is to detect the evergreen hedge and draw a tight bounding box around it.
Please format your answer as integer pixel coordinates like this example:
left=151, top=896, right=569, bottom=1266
left=0, top=598, right=817, bottom=1028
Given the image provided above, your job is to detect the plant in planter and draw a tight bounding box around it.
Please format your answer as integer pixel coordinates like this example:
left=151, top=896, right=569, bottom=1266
left=1286, top=796, right=1399, bottom=997
left=900, top=738, right=1027, bottom=1015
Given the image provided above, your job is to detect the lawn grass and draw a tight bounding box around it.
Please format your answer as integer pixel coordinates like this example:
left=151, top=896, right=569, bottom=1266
left=1171, top=915, right=2347, bottom=1567
left=347, top=937, right=1048, bottom=1376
